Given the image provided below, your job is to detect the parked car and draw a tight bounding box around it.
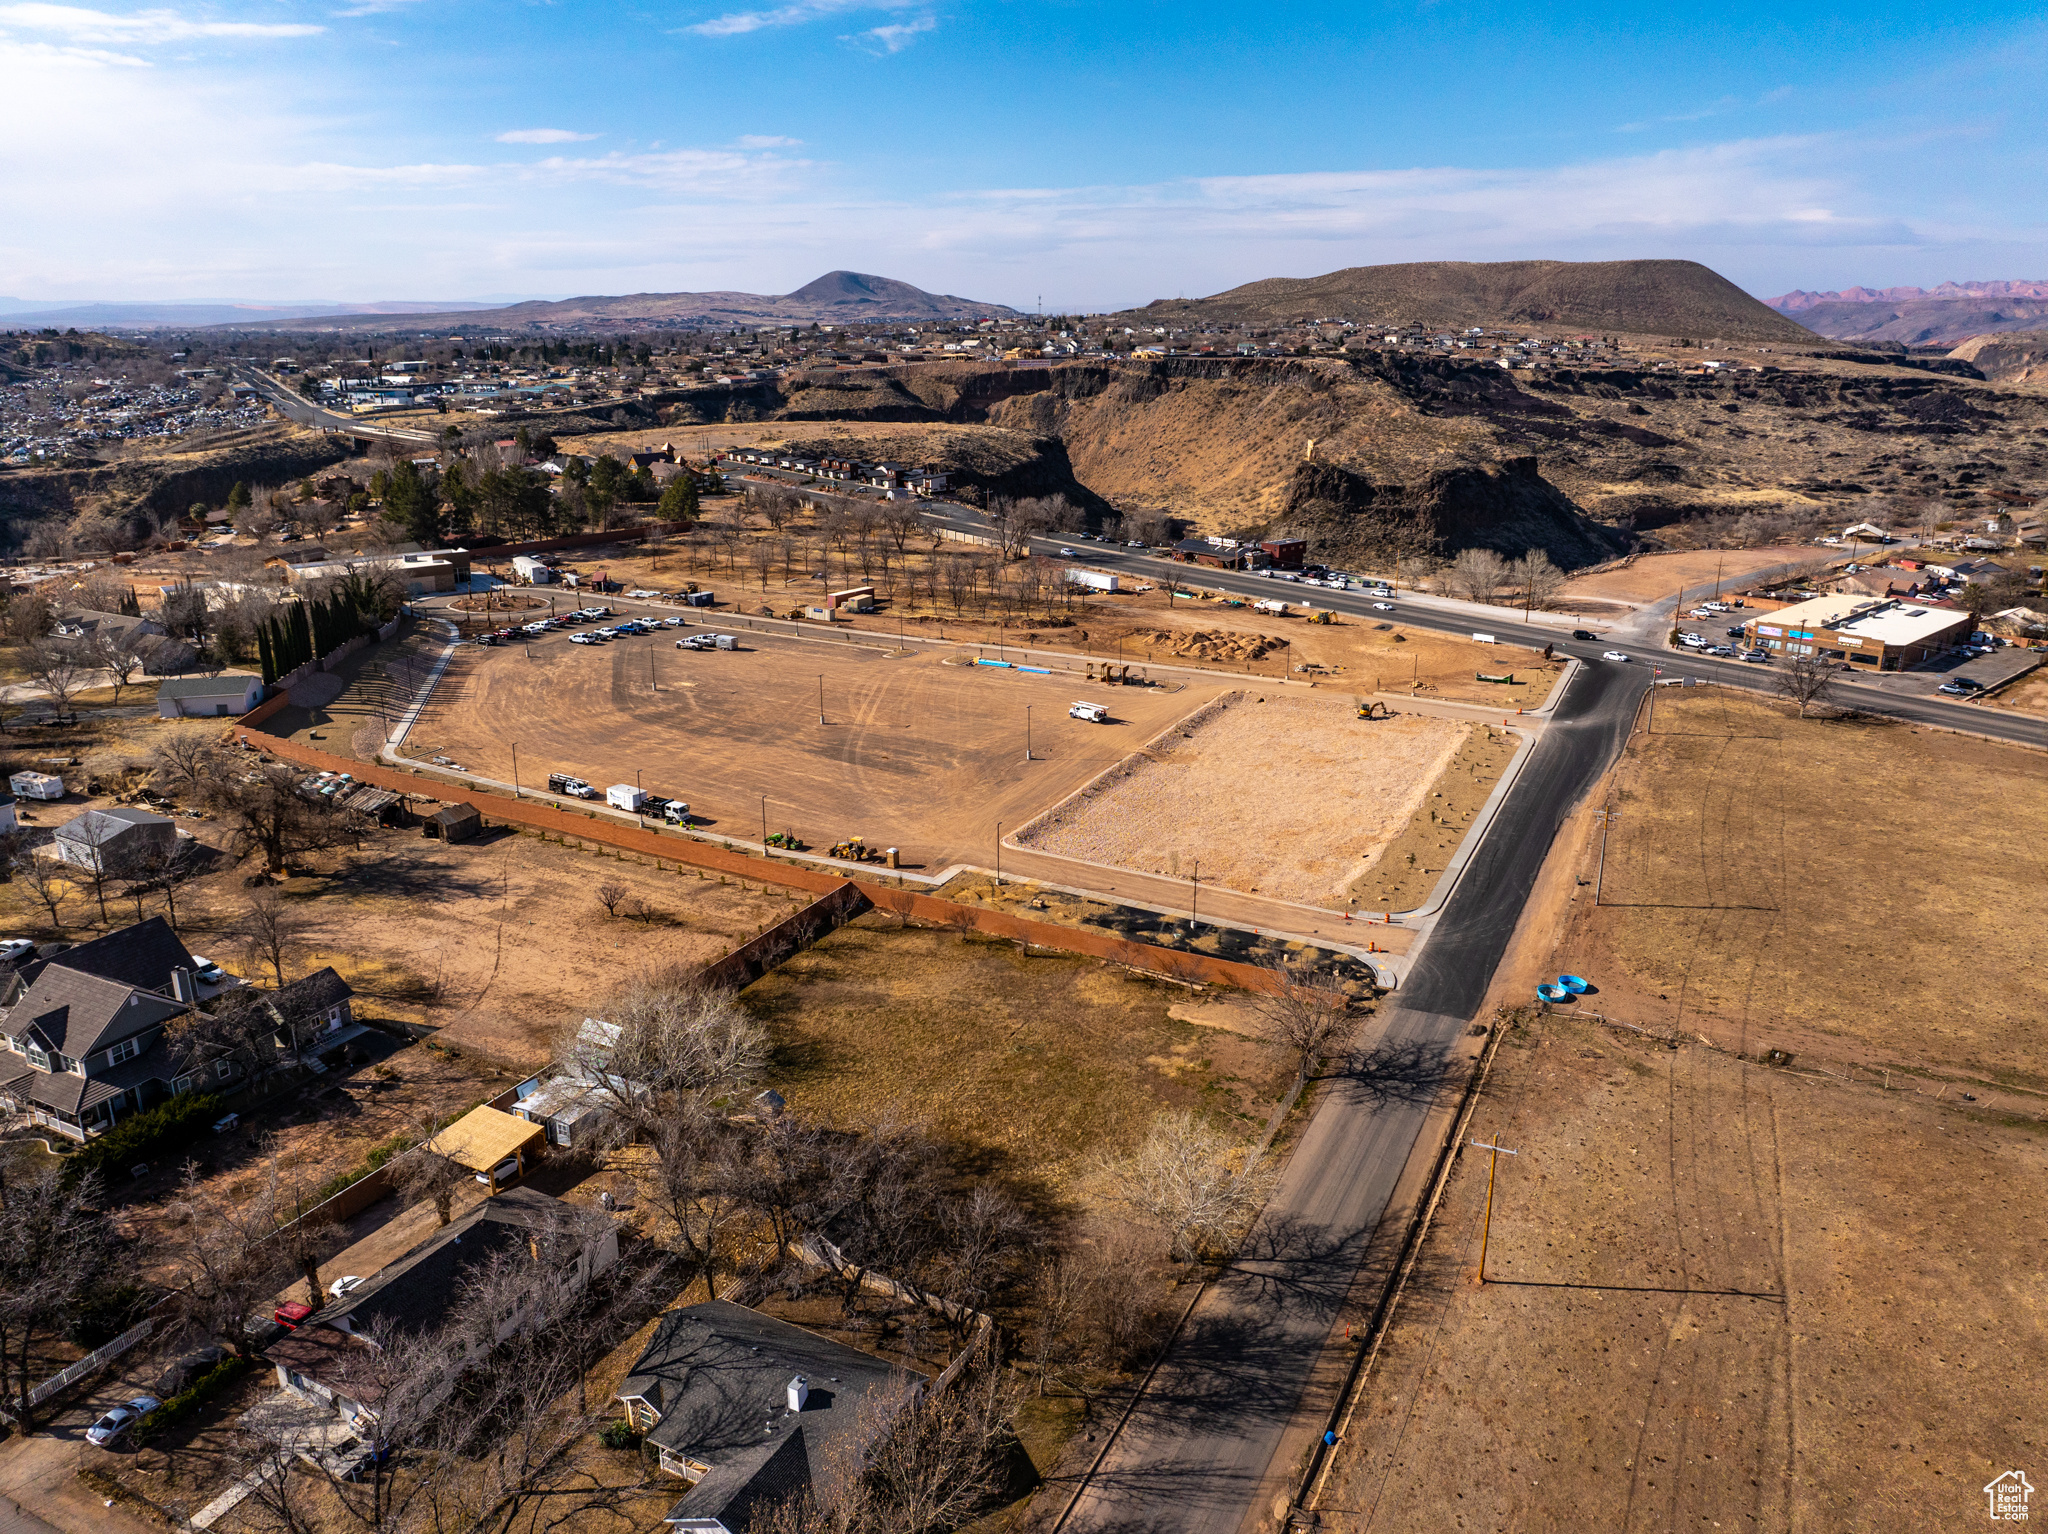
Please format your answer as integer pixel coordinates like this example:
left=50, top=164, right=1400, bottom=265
left=273, top=1301, right=314, bottom=1329
left=86, top=1396, right=162, bottom=1448
left=328, top=1275, right=365, bottom=1298
left=1938, top=678, right=1983, bottom=695
left=1743, top=649, right=1771, bottom=663
left=1727, top=626, right=1748, bottom=638
left=476, top=1155, right=521, bottom=1186
left=190, top=956, right=225, bottom=985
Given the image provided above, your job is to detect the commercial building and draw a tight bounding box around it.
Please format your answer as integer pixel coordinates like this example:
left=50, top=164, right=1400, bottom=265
left=1742, top=594, right=1973, bottom=671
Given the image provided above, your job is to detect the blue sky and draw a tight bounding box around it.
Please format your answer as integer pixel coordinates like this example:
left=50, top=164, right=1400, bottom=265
left=1, top=0, right=2043, bottom=308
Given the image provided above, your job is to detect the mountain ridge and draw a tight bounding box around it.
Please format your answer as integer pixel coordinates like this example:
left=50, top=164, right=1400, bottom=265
left=231, top=271, right=1020, bottom=333
left=1121, top=259, right=1811, bottom=343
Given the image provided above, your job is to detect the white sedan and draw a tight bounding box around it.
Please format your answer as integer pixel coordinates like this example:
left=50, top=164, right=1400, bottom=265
left=1371, top=602, right=1396, bottom=611
left=1601, top=650, right=1631, bottom=662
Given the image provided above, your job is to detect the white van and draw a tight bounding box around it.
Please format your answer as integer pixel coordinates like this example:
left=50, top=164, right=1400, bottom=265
left=1069, top=701, right=1109, bottom=722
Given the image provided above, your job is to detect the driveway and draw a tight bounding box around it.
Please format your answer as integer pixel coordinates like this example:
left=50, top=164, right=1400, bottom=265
left=0, top=1372, right=170, bottom=1534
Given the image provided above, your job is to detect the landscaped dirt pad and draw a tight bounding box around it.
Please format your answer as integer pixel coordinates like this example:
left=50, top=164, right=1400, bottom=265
left=1016, top=693, right=1468, bottom=906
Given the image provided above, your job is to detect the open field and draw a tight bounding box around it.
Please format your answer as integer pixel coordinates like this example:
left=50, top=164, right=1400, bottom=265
left=740, top=914, right=1298, bottom=1199
left=406, top=625, right=1230, bottom=873
left=1990, top=666, right=2048, bottom=718
left=1017, top=693, right=1466, bottom=907
left=1558, top=547, right=1818, bottom=606
left=1562, top=686, right=2048, bottom=1086
left=1313, top=1010, right=2048, bottom=1533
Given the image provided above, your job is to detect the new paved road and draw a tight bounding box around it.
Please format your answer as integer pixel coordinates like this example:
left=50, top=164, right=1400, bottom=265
left=1061, top=660, right=1647, bottom=1534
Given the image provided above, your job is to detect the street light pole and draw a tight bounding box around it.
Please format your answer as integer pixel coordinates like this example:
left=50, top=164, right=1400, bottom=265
left=818, top=674, right=825, bottom=726
left=995, top=821, right=1002, bottom=886
left=511, top=742, right=520, bottom=798
left=1024, top=704, right=1032, bottom=762
left=1191, top=858, right=1200, bottom=925
left=761, top=793, right=768, bottom=848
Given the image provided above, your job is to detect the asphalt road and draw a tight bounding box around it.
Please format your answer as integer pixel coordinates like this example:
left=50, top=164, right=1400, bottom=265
left=1062, top=660, right=1647, bottom=1534
left=233, top=367, right=436, bottom=444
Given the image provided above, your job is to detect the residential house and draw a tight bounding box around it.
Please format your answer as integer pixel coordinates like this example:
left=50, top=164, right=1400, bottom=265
left=618, top=1300, right=915, bottom=1532
left=267, top=1187, right=617, bottom=1432
left=52, top=805, right=176, bottom=874
left=156, top=673, right=265, bottom=718
left=0, top=917, right=221, bottom=1138
left=264, top=966, right=357, bottom=1054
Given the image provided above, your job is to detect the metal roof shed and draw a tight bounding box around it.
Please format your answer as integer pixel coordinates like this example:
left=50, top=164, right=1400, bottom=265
left=426, top=1105, right=545, bottom=1191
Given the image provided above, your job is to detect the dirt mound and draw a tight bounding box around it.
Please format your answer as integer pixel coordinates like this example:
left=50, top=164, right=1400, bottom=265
left=1120, top=628, right=1288, bottom=663
left=1124, top=259, right=1812, bottom=342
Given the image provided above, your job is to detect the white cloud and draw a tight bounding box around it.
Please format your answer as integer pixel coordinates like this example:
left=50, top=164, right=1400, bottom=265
left=846, top=13, right=932, bottom=52
left=685, top=0, right=911, bottom=39
left=736, top=133, right=802, bottom=148
left=0, top=3, right=322, bottom=40
left=497, top=127, right=600, bottom=144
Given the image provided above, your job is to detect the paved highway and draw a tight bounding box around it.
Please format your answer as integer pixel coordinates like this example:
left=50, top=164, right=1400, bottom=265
left=234, top=366, right=438, bottom=444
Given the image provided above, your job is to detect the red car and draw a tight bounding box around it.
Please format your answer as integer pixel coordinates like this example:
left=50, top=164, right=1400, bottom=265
left=274, top=1301, right=314, bottom=1329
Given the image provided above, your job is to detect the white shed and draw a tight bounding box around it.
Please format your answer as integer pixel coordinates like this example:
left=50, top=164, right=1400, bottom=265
left=511, top=556, right=555, bottom=584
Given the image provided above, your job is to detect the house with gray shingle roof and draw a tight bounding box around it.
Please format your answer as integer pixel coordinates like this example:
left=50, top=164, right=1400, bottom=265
left=51, top=805, right=176, bottom=875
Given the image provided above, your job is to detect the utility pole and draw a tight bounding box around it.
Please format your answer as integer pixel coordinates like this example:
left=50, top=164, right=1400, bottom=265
left=1024, top=704, right=1032, bottom=763
left=817, top=673, right=824, bottom=726
left=1471, top=1136, right=1519, bottom=1283
left=511, top=742, right=521, bottom=798
left=1593, top=807, right=1617, bottom=904
left=1190, top=858, right=1200, bottom=926
left=994, top=821, right=1002, bottom=886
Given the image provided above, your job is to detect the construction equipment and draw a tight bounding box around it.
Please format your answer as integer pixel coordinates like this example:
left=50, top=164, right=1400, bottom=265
left=1356, top=700, right=1390, bottom=719
left=1305, top=609, right=1335, bottom=624
left=766, top=829, right=805, bottom=850
left=829, top=836, right=883, bottom=863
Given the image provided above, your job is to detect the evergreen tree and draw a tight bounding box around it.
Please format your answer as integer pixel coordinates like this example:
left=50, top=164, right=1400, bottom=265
left=227, top=481, right=251, bottom=512
left=257, top=622, right=276, bottom=685
left=658, top=473, right=699, bottom=528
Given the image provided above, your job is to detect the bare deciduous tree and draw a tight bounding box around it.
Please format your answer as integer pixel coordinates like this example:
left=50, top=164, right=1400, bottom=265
left=1106, top=1111, right=1271, bottom=1263
left=594, top=880, right=630, bottom=919
left=392, top=1109, right=471, bottom=1227
left=240, top=885, right=304, bottom=988
left=556, top=969, right=768, bottom=1139
left=1447, top=547, right=1511, bottom=603
left=1250, top=958, right=1356, bottom=1085
left=1776, top=652, right=1842, bottom=718
left=22, top=638, right=91, bottom=718
left=0, top=1168, right=115, bottom=1432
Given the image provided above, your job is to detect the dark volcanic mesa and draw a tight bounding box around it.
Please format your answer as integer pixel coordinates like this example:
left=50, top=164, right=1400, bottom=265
left=1118, top=259, right=1816, bottom=344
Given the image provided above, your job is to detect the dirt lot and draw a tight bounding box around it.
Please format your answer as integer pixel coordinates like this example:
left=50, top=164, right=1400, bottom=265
left=740, top=914, right=1297, bottom=1199
left=1563, top=686, right=2048, bottom=1088
left=404, top=624, right=1230, bottom=874
left=1313, top=1011, right=2048, bottom=1533
left=1990, top=665, right=2048, bottom=718
left=1558, top=547, right=1819, bottom=607
left=1016, top=693, right=1467, bottom=907
left=1351, top=723, right=1520, bottom=913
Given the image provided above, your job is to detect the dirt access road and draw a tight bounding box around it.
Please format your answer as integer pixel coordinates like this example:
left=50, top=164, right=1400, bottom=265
left=405, top=624, right=1231, bottom=874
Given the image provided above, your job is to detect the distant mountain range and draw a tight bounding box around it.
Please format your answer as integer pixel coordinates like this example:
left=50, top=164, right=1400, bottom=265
left=0, top=298, right=496, bottom=329
left=1766, top=280, right=2048, bottom=311
left=232, top=272, right=1020, bottom=333
left=1763, top=280, right=2048, bottom=348
left=1125, top=259, right=1813, bottom=342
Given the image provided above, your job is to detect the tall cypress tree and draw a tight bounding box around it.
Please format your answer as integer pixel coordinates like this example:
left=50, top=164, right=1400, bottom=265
left=257, top=622, right=276, bottom=685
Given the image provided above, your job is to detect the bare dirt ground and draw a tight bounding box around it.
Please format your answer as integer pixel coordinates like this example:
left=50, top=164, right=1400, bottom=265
left=1351, top=723, right=1520, bottom=912
left=404, top=625, right=1230, bottom=873
left=521, top=537, right=1560, bottom=707
left=1558, top=547, right=1816, bottom=607
left=1562, top=686, right=2048, bottom=1088
left=1016, top=693, right=1466, bottom=907
left=1989, top=666, right=2048, bottom=718
left=1313, top=1012, right=2048, bottom=1533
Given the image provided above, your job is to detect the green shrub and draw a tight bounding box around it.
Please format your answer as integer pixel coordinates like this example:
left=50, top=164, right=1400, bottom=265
left=72, top=1093, right=222, bottom=1183
left=134, top=1355, right=253, bottom=1444
left=599, top=1420, right=641, bottom=1451
left=308, top=1132, right=413, bottom=1206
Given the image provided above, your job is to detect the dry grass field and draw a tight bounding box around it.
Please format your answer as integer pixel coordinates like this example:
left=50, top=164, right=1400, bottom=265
left=1016, top=693, right=1467, bottom=906
left=1314, top=1011, right=2048, bottom=1533
left=1560, top=686, right=2048, bottom=1087
left=1558, top=547, right=1814, bottom=607
left=740, top=915, right=1297, bottom=1200
left=406, top=625, right=1230, bottom=872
